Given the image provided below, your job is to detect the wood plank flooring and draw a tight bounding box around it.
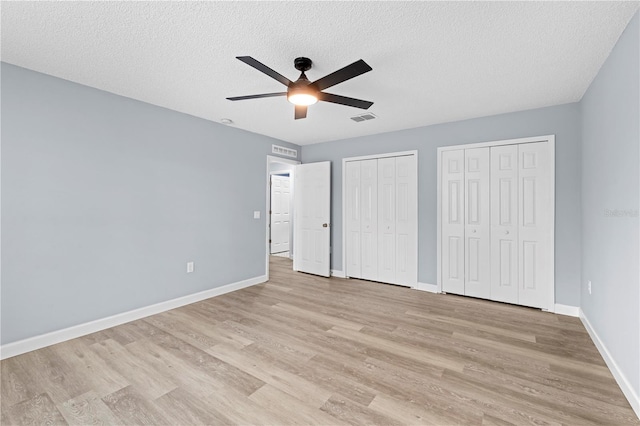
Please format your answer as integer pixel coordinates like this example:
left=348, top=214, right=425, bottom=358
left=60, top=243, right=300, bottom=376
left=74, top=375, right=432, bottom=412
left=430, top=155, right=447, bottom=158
left=1, top=256, right=638, bottom=425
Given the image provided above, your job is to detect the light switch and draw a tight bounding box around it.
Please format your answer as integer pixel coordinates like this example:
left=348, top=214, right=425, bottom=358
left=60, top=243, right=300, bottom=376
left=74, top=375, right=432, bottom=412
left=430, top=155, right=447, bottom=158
left=253, top=211, right=260, bottom=219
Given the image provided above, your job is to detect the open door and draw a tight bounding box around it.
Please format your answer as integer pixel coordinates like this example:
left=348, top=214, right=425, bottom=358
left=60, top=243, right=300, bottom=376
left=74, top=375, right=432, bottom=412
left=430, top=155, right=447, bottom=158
left=293, top=161, right=331, bottom=277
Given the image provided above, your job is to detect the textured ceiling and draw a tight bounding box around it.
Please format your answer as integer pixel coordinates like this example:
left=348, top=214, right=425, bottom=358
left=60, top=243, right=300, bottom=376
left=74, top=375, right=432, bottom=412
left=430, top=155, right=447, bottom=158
left=1, top=1, right=638, bottom=145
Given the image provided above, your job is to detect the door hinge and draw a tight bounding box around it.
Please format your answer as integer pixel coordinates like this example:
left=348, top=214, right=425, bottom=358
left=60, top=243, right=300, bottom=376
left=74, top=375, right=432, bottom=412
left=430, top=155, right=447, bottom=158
left=269, top=239, right=272, bottom=243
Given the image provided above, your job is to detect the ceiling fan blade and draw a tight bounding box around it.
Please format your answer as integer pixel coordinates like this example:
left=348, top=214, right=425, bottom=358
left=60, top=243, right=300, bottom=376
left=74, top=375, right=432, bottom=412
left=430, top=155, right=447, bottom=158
left=312, top=59, right=372, bottom=91
left=318, top=92, right=373, bottom=110
left=236, top=56, right=292, bottom=87
left=226, top=92, right=287, bottom=101
left=294, top=105, right=307, bottom=120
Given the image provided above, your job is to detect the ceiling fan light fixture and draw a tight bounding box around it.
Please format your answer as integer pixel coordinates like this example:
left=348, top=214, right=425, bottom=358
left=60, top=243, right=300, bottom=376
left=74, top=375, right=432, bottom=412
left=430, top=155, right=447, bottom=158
left=287, top=91, right=318, bottom=106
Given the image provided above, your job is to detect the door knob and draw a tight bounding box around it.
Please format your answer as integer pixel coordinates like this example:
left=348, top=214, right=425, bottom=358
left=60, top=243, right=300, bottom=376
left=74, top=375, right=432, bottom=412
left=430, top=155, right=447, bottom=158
left=472, top=229, right=477, bottom=233
left=505, top=230, right=510, bottom=235
left=322, top=223, right=328, bottom=228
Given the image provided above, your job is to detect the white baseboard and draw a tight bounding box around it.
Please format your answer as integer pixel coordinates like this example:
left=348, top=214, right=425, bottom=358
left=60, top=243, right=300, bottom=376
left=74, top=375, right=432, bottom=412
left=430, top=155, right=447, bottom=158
left=554, top=304, right=580, bottom=317
left=580, top=308, right=640, bottom=419
left=415, top=282, right=439, bottom=293
left=331, top=269, right=346, bottom=278
left=0, top=275, right=268, bottom=360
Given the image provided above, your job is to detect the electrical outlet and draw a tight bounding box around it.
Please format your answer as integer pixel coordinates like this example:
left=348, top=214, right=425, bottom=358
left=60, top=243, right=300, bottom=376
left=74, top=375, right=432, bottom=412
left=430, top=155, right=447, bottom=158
left=588, top=280, right=592, bottom=295
left=187, top=261, right=194, bottom=273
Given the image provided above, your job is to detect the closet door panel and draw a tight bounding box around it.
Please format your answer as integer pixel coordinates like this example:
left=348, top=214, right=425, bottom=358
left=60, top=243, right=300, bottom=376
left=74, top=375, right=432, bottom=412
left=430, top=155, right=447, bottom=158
left=395, top=155, right=417, bottom=286
left=441, top=150, right=465, bottom=295
left=464, top=148, right=490, bottom=299
left=360, top=159, right=378, bottom=281
left=345, top=161, right=362, bottom=278
left=518, top=142, right=552, bottom=309
left=490, top=145, right=518, bottom=303
left=378, top=157, right=396, bottom=283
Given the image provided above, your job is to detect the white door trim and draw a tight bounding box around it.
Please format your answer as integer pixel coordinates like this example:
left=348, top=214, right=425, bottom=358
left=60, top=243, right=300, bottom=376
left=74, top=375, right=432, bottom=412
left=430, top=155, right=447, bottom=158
left=438, top=134, right=556, bottom=152
left=436, top=135, right=555, bottom=311
left=266, top=155, right=300, bottom=281
left=343, top=150, right=418, bottom=162
left=342, top=150, right=418, bottom=285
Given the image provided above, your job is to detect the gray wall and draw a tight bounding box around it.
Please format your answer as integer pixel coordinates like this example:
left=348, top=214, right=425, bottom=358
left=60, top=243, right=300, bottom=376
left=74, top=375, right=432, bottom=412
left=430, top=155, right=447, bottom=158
left=1, top=63, right=299, bottom=345
left=302, top=103, right=582, bottom=306
left=581, top=11, right=639, bottom=399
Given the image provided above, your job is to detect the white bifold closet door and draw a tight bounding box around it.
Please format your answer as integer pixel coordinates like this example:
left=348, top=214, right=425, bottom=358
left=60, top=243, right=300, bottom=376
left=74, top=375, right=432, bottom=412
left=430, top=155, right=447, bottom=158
left=464, top=148, right=491, bottom=299
left=393, top=155, right=417, bottom=285
left=361, top=159, right=378, bottom=281
left=345, top=159, right=378, bottom=281
left=345, top=161, right=362, bottom=278
left=517, top=142, right=553, bottom=308
left=441, top=150, right=465, bottom=294
left=490, top=145, right=519, bottom=303
left=378, top=158, right=396, bottom=283
left=441, top=141, right=553, bottom=310
left=345, top=154, right=416, bottom=287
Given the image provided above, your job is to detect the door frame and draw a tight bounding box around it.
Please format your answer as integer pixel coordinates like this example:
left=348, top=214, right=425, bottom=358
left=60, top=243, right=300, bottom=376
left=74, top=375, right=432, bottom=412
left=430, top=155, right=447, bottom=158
left=266, top=155, right=300, bottom=280
left=341, top=150, right=418, bottom=283
left=436, top=134, right=556, bottom=310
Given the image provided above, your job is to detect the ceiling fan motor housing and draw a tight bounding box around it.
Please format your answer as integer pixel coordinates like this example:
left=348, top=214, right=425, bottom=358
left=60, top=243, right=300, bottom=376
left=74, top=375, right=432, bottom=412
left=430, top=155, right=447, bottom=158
left=294, top=57, right=313, bottom=72
left=289, top=58, right=316, bottom=99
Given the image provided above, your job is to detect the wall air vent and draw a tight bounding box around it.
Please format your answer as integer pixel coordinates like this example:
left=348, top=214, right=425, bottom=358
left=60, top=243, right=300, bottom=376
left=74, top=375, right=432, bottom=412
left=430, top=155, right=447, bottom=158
left=350, top=113, right=377, bottom=122
left=272, top=144, right=298, bottom=159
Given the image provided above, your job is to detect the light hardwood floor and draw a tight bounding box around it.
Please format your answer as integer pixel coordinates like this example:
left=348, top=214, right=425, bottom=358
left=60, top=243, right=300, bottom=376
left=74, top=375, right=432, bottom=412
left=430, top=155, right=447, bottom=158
left=1, top=256, right=638, bottom=425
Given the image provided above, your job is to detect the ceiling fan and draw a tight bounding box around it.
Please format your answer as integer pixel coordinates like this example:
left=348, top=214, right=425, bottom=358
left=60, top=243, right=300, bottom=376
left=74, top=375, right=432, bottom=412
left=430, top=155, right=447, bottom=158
left=226, top=56, right=373, bottom=120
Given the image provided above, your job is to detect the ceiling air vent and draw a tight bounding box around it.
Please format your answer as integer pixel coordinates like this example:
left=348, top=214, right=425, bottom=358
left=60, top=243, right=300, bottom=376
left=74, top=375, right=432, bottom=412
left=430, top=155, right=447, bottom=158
left=272, top=144, right=298, bottom=159
left=350, top=113, right=377, bottom=122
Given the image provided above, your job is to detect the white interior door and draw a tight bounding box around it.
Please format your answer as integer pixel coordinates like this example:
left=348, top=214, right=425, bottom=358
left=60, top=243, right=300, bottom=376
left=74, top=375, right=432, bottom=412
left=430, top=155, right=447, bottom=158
left=518, top=142, right=553, bottom=309
left=442, top=149, right=465, bottom=295
left=438, top=137, right=554, bottom=310
left=293, top=161, right=331, bottom=277
left=464, top=148, right=490, bottom=298
left=378, top=157, right=396, bottom=284
left=490, top=145, right=519, bottom=303
left=360, top=159, right=378, bottom=281
left=394, top=155, right=417, bottom=286
left=345, top=161, right=361, bottom=278
left=270, top=175, right=291, bottom=254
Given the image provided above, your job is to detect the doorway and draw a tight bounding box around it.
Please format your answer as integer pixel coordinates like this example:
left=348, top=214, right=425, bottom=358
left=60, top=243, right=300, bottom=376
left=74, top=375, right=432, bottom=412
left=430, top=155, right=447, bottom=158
left=266, top=156, right=300, bottom=279
left=270, top=173, right=291, bottom=257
